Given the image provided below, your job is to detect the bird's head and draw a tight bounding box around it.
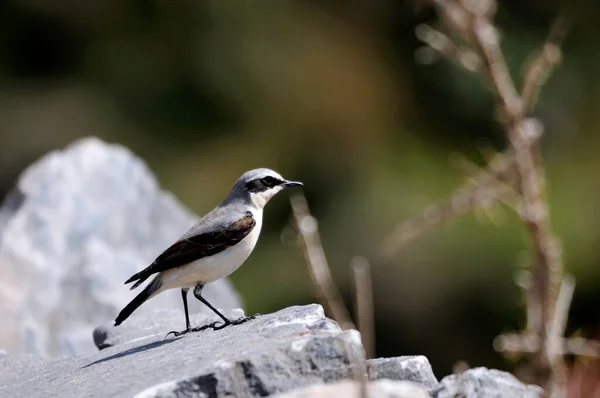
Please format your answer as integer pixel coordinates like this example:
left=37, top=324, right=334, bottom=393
left=229, top=168, right=303, bottom=209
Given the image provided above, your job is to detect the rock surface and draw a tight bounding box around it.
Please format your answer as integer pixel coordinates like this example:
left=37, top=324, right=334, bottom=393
left=432, top=367, right=544, bottom=398
left=270, top=380, right=430, bottom=398
left=0, top=303, right=544, bottom=398
left=1, top=305, right=360, bottom=398
left=0, top=137, right=241, bottom=357
left=367, top=356, right=438, bottom=389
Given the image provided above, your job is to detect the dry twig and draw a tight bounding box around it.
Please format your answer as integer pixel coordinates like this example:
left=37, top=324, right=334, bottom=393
left=392, top=1, right=581, bottom=395
left=351, top=256, right=375, bottom=359
left=290, top=193, right=376, bottom=394
left=289, top=193, right=355, bottom=330
left=495, top=273, right=600, bottom=358
left=381, top=149, right=521, bottom=257
left=521, top=15, right=571, bottom=113
left=454, top=5, right=566, bottom=393
left=415, top=23, right=481, bottom=71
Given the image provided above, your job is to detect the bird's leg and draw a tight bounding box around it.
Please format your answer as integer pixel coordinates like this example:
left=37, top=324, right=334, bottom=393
left=190, top=283, right=259, bottom=332
left=183, top=287, right=191, bottom=330
left=193, top=283, right=229, bottom=329
left=165, top=288, right=190, bottom=338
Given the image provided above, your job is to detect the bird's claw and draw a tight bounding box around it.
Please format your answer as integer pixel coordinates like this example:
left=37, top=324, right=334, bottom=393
left=189, top=321, right=224, bottom=332
left=199, top=313, right=261, bottom=331
left=211, top=321, right=232, bottom=331
left=164, top=314, right=262, bottom=338
left=164, top=329, right=190, bottom=339
left=212, top=313, right=259, bottom=329
left=231, top=313, right=260, bottom=325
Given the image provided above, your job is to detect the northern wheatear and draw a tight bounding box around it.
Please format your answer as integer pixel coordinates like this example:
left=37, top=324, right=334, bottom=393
left=114, top=168, right=302, bottom=336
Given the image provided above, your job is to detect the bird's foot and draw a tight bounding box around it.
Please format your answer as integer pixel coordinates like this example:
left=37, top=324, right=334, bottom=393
left=186, top=321, right=223, bottom=333
left=166, top=314, right=262, bottom=337
left=164, top=328, right=190, bottom=339
left=191, top=313, right=262, bottom=333
left=215, top=313, right=262, bottom=329
left=233, top=313, right=261, bottom=325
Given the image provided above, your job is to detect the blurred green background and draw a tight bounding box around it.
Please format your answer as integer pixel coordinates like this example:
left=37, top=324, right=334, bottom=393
left=1, top=0, right=599, bottom=377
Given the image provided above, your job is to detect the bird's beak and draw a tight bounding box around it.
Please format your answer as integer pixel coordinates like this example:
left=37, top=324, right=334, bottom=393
left=283, top=180, right=303, bottom=188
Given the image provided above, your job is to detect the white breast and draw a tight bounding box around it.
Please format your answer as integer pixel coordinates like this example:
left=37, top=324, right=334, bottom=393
left=159, top=212, right=263, bottom=289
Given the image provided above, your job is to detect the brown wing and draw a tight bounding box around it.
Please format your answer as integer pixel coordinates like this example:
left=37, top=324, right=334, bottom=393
left=125, top=214, right=256, bottom=286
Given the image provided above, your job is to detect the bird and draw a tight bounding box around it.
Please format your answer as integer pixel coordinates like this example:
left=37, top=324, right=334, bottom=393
left=113, top=168, right=303, bottom=336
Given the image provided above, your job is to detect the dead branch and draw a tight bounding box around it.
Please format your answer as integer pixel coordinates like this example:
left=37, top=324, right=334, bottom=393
left=521, top=15, right=571, bottom=113
left=290, top=193, right=355, bottom=330
left=342, top=334, right=369, bottom=398
left=494, top=335, right=600, bottom=358
left=351, top=256, right=375, bottom=359
left=405, top=1, right=574, bottom=395
left=515, top=270, right=542, bottom=334
left=496, top=274, right=599, bottom=359
left=548, top=274, right=576, bottom=364
left=381, top=150, right=520, bottom=257
left=464, top=9, right=565, bottom=395
left=415, top=23, right=481, bottom=71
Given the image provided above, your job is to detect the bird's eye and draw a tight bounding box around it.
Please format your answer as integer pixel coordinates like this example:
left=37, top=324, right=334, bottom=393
left=261, top=176, right=278, bottom=187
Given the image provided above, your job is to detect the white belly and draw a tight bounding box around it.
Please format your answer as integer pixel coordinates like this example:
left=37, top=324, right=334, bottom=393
left=159, top=215, right=262, bottom=289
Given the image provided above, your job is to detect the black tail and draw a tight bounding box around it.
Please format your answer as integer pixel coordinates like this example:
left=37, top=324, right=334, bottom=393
left=114, top=278, right=162, bottom=326
left=124, top=270, right=150, bottom=290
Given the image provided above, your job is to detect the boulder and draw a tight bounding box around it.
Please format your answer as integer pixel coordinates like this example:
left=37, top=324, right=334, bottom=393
left=269, top=379, right=430, bottom=398
left=0, top=305, right=364, bottom=398
left=0, top=137, right=241, bottom=357
left=0, top=303, right=545, bottom=398
left=432, top=367, right=544, bottom=398
left=367, top=356, right=438, bottom=389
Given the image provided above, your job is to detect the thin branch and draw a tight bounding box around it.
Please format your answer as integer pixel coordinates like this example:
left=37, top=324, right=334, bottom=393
left=415, top=23, right=481, bottom=72
left=515, top=270, right=542, bottom=334
left=494, top=334, right=600, bottom=358
left=521, top=15, right=571, bottom=113
left=548, top=274, right=576, bottom=364
left=381, top=150, right=520, bottom=257
left=342, top=335, right=369, bottom=398
left=495, top=273, right=600, bottom=393
left=466, top=12, right=565, bottom=394
left=351, top=256, right=375, bottom=359
left=290, top=193, right=355, bottom=330
left=414, top=1, right=572, bottom=394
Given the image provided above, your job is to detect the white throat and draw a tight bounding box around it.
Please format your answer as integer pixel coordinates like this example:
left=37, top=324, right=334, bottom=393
left=249, top=186, right=283, bottom=209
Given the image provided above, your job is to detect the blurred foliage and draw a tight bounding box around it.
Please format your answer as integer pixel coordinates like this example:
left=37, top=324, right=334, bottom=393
left=1, top=0, right=599, bottom=376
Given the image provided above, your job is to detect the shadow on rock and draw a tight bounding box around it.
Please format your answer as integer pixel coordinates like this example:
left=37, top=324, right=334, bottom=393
left=82, top=337, right=182, bottom=368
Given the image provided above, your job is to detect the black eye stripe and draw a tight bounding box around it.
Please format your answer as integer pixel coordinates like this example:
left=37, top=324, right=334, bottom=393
left=245, top=180, right=263, bottom=193
left=261, top=176, right=281, bottom=187
left=245, top=176, right=282, bottom=193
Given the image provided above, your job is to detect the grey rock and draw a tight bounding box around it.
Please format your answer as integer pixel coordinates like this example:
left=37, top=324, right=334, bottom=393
left=270, top=379, right=430, bottom=398
left=432, top=367, right=543, bottom=398
left=0, top=137, right=241, bottom=357
left=367, top=356, right=438, bottom=389
left=93, top=307, right=246, bottom=350
left=92, top=301, right=341, bottom=352
left=0, top=304, right=367, bottom=398
left=0, top=353, right=49, bottom=391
